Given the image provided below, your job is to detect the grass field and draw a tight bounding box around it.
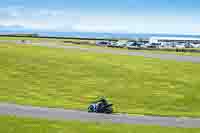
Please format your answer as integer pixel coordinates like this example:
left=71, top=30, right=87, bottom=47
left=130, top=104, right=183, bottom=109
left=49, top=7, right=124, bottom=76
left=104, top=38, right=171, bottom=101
left=0, top=36, right=66, bottom=41
left=1, top=115, right=200, bottom=133
left=0, top=36, right=96, bottom=44
left=0, top=44, right=200, bottom=117
left=0, top=36, right=49, bottom=41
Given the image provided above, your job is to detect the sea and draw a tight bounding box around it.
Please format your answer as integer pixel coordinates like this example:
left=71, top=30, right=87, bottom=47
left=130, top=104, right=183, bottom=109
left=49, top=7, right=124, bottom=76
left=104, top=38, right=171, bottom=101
left=0, top=30, right=200, bottom=39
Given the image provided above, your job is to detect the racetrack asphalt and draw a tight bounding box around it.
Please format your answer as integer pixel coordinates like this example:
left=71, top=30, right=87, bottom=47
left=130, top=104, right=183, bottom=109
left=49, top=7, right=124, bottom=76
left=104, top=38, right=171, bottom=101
left=0, top=103, right=200, bottom=128
left=31, top=43, right=200, bottom=63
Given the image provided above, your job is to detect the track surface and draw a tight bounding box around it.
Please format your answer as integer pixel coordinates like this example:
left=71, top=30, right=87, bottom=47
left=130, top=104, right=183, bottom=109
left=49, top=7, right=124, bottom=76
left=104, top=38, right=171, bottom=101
left=0, top=103, right=200, bottom=128
left=32, top=43, right=200, bottom=63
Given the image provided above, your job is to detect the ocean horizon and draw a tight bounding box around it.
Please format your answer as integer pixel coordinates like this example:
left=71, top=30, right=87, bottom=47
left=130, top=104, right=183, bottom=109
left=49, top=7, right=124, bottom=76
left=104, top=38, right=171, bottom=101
left=0, top=30, right=200, bottom=39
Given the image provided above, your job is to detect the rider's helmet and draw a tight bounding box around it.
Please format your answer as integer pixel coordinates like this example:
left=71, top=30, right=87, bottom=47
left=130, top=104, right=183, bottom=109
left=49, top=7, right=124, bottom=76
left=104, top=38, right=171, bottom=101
left=88, top=104, right=97, bottom=112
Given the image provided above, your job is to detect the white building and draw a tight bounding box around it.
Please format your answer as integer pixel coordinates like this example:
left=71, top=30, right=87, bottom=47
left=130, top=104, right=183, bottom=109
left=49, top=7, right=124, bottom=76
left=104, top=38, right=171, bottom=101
left=150, top=37, right=200, bottom=44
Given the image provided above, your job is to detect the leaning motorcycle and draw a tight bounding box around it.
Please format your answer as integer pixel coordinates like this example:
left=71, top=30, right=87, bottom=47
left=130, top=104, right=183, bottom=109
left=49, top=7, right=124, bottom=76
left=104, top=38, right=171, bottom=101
left=88, top=103, right=113, bottom=114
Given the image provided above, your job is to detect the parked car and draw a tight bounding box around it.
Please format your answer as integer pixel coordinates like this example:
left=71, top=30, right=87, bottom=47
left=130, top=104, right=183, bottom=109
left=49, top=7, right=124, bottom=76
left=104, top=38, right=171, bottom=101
left=115, top=41, right=127, bottom=48
left=127, top=41, right=143, bottom=48
left=140, top=43, right=150, bottom=48
left=175, top=44, right=185, bottom=49
left=96, top=41, right=110, bottom=46
left=146, top=43, right=161, bottom=48
left=162, top=42, right=176, bottom=48
left=159, top=42, right=169, bottom=48
left=184, top=43, right=194, bottom=48
left=127, top=41, right=136, bottom=47
left=192, top=44, right=200, bottom=48
left=107, top=41, right=118, bottom=47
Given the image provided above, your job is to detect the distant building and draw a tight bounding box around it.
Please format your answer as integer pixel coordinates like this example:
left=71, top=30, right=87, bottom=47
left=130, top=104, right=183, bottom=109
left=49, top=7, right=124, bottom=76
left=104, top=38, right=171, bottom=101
left=150, top=37, right=200, bottom=44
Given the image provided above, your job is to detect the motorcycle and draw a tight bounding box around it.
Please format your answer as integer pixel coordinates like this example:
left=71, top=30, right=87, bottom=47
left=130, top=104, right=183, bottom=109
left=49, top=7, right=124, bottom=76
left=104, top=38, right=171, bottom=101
left=88, top=98, right=113, bottom=114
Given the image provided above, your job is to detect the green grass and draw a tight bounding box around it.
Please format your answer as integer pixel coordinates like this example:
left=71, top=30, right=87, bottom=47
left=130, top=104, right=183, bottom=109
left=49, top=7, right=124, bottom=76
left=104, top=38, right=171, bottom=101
left=134, top=49, right=200, bottom=56
left=0, top=115, right=200, bottom=133
left=0, top=36, right=35, bottom=40
left=0, top=36, right=96, bottom=43
left=0, top=36, right=48, bottom=42
left=0, top=44, right=200, bottom=117
left=0, top=36, right=62, bottom=41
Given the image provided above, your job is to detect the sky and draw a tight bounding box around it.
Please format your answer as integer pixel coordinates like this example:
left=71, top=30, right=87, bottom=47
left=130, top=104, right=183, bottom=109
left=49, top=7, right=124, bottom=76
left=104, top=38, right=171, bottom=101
left=0, top=0, right=200, bottom=34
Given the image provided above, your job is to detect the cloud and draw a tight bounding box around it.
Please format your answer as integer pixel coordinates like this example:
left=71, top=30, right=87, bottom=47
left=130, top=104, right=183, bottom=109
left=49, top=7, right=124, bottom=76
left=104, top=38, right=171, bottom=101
left=73, top=15, right=200, bottom=34
left=0, top=7, right=74, bottom=30
left=0, top=7, right=200, bottom=34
